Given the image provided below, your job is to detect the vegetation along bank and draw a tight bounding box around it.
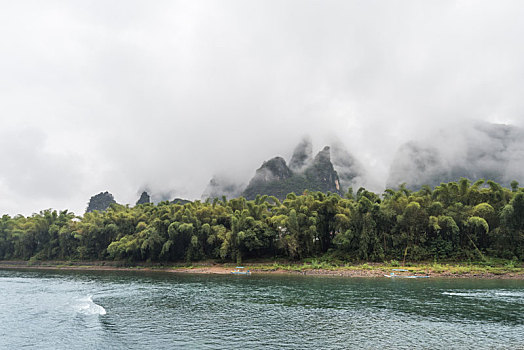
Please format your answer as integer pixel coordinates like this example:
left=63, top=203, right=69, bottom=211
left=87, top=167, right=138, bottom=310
left=0, top=179, right=522, bottom=272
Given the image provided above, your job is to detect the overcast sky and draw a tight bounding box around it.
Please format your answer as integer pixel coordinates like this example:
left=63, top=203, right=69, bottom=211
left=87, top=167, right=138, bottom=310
left=1, top=0, right=523, bottom=216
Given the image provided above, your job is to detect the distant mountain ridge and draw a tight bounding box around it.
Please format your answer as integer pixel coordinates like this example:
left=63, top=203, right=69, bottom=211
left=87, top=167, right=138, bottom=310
left=242, top=146, right=341, bottom=200
left=86, top=122, right=524, bottom=208
left=387, top=122, right=524, bottom=189
left=203, top=138, right=364, bottom=200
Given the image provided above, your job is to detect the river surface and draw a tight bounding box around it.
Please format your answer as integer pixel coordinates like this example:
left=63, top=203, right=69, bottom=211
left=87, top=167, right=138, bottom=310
left=0, top=269, right=522, bottom=349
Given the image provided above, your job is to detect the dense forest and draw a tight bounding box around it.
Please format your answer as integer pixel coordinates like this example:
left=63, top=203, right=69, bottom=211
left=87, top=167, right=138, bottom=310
left=0, top=178, right=522, bottom=265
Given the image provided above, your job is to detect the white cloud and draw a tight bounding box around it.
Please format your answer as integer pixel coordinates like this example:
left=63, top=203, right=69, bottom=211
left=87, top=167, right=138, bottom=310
left=1, top=0, right=523, bottom=215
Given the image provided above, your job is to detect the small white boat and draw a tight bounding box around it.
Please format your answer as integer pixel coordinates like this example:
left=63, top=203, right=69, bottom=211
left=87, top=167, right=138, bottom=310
left=231, top=266, right=251, bottom=275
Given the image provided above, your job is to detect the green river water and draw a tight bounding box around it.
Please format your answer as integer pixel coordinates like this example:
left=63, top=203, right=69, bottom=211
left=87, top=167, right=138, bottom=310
left=0, top=269, right=522, bottom=349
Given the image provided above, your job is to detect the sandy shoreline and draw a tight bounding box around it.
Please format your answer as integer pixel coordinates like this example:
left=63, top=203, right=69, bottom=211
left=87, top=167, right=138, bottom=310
left=0, top=261, right=522, bottom=279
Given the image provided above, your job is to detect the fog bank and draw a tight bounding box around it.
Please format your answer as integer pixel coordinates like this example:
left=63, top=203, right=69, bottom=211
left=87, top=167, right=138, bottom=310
left=1, top=1, right=523, bottom=215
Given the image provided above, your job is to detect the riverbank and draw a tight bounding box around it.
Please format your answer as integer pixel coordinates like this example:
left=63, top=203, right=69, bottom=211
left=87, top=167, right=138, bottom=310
left=0, top=260, right=522, bottom=279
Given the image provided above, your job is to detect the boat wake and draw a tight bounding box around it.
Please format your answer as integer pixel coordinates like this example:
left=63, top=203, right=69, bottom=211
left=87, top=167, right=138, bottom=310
left=442, top=290, right=524, bottom=303
left=74, top=295, right=107, bottom=315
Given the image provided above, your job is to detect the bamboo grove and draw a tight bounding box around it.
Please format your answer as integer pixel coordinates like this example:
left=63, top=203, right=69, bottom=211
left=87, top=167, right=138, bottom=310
left=0, top=178, right=522, bottom=264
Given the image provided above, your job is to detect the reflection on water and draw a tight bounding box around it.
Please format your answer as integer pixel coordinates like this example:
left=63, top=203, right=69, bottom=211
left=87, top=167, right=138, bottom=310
left=0, top=269, right=523, bottom=349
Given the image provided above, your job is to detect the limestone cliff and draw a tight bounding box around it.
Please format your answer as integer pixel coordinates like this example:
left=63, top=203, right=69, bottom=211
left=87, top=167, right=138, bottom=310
left=86, top=191, right=116, bottom=213
left=243, top=147, right=341, bottom=200
left=136, top=191, right=151, bottom=205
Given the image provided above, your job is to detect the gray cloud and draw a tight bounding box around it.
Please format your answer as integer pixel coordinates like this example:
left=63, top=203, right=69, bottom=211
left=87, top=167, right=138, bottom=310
left=1, top=0, right=523, bottom=215
left=387, top=121, right=524, bottom=189
left=0, top=127, right=86, bottom=214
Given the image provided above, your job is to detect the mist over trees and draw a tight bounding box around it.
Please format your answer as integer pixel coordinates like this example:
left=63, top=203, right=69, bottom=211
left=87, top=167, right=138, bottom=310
left=0, top=179, right=522, bottom=264
left=204, top=123, right=524, bottom=209
left=387, top=122, right=524, bottom=189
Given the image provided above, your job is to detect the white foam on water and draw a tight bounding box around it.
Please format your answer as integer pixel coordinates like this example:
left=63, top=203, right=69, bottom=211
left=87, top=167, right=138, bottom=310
left=442, top=290, right=524, bottom=301
left=74, top=295, right=107, bottom=315
left=493, top=291, right=524, bottom=298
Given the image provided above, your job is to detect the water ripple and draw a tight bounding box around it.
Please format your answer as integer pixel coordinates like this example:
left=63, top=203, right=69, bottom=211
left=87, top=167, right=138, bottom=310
left=1, top=270, right=523, bottom=349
